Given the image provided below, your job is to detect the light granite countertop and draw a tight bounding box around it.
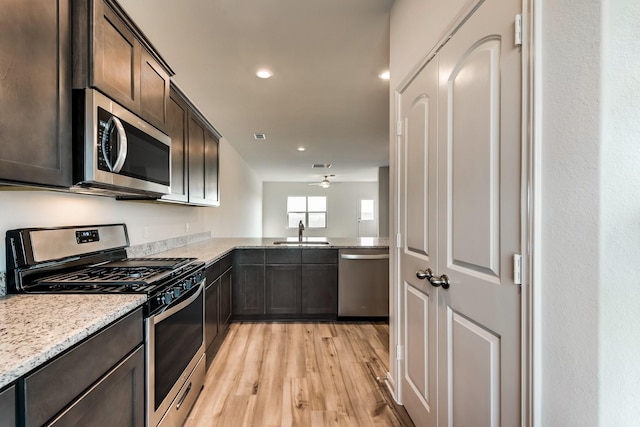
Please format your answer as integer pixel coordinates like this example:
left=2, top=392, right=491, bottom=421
left=0, top=294, right=146, bottom=389
left=143, top=237, right=390, bottom=266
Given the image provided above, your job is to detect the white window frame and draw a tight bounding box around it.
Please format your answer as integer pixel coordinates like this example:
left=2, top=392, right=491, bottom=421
left=287, top=196, right=327, bottom=229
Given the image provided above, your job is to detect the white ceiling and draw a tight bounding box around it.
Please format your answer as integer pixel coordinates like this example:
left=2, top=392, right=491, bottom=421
left=117, top=0, right=393, bottom=183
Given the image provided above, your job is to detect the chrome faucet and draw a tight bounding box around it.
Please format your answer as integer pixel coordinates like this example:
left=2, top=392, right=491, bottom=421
left=298, top=220, right=305, bottom=241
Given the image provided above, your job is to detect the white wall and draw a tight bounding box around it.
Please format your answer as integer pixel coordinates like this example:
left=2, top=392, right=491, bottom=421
left=206, top=138, right=263, bottom=237
left=539, top=0, right=601, bottom=424
left=598, top=0, right=640, bottom=424
left=0, top=137, right=262, bottom=273
left=262, top=182, right=378, bottom=238
left=378, top=166, right=389, bottom=237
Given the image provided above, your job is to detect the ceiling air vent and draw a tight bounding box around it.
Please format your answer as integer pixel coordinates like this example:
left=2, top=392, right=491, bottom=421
left=312, top=163, right=332, bottom=169
left=253, top=133, right=266, bottom=141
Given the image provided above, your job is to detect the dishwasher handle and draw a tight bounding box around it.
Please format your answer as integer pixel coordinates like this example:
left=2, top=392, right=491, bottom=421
left=340, top=253, right=389, bottom=260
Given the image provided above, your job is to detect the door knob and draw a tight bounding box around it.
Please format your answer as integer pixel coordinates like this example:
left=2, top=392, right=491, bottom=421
left=416, top=268, right=434, bottom=280
left=429, top=274, right=450, bottom=290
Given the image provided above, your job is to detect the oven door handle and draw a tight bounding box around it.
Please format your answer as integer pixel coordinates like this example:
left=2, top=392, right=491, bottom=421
left=152, top=280, right=204, bottom=324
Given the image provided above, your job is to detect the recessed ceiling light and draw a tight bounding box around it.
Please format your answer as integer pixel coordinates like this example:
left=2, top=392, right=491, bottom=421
left=256, top=68, right=273, bottom=79
left=297, top=147, right=306, bottom=152
left=378, top=70, right=390, bottom=80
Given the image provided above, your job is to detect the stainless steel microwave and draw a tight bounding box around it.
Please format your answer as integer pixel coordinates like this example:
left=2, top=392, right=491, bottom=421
left=72, top=89, right=171, bottom=197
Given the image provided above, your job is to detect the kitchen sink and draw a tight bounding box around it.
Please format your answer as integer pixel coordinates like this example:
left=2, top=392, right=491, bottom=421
left=272, top=240, right=331, bottom=245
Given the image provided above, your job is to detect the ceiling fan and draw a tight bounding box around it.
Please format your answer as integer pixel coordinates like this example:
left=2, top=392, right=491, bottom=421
left=309, top=175, right=337, bottom=188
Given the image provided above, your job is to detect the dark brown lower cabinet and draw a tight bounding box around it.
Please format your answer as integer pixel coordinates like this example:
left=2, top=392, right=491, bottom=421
left=301, top=264, right=338, bottom=315
left=233, top=249, right=337, bottom=320
left=0, top=384, right=16, bottom=427
left=22, top=308, right=143, bottom=427
left=266, top=265, right=300, bottom=314
left=205, top=278, right=220, bottom=355
left=233, top=264, right=265, bottom=316
left=205, top=255, right=233, bottom=369
left=48, top=346, right=144, bottom=427
left=219, top=268, right=232, bottom=327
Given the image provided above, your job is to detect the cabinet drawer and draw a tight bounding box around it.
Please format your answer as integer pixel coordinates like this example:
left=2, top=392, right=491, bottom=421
left=301, top=249, right=338, bottom=264
left=206, top=260, right=220, bottom=283
left=219, top=253, right=233, bottom=272
left=24, top=308, right=143, bottom=427
left=48, top=345, right=144, bottom=427
left=234, top=249, right=265, bottom=265
left=266, top=249, right=301, bottom=264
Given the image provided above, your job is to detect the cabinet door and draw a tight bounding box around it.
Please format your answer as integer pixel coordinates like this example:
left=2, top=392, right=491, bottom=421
left=0, top=385, right=15, bottom=427
left=232, top=264, right=265, bottom=315
left=91, top=0, right=140, bottom=111
left=139, top=48, right=170, bottom=130
left=219, top=269, right=232, bottom=328
left=301, top=264, right=337, bottom=315
left=162, top=88, right=189, bottom=202
left=188, top=114, right=207, bottom=205
left=204, top=130, right=220, bottom=205
left=205, top=280, right=219, bottom=352
left=0, top=0, right=72, bottom=187
left=49, top=346, right=144, bottom=427
left=265, top=265, right=300, bottom=314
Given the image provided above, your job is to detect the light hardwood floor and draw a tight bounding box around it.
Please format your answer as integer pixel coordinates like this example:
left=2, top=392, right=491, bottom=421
left=185, top=322, right=414, bottom=427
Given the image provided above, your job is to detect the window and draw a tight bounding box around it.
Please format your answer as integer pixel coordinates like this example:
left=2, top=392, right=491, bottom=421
left=360, top=199, right=375, bottom=221
left=287, top=196, right=327, bottom=228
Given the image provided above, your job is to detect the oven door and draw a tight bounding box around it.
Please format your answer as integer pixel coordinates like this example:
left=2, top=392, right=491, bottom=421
left=146, top=280, right=205, bottom=427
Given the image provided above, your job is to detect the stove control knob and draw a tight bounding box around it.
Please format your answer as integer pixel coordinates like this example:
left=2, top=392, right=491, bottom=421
left=162, top=291, right=173, bottom=305
left=172, top=287, right=181, bottom=298
left=183, top=278, right=193, bottom=290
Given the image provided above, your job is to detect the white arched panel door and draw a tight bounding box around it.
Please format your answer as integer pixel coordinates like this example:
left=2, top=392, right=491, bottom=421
left=398, top=57, right=439, bottom=427
left=436, top=0, right=522, bottom=425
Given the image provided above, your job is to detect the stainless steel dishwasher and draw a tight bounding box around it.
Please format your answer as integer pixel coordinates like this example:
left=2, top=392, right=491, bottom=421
left=338, top=248, right=389, bottom=317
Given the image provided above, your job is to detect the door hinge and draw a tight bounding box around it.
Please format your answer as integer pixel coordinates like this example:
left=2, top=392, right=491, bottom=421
left=397, top=345, right=403, bottom=361
left=513, top=253, right=522, bottom=285
left=396, top=120, right=403, bottom=136
left=515, top=14, right=523, bottom=47
left=396, top=232, right=402, bottom=248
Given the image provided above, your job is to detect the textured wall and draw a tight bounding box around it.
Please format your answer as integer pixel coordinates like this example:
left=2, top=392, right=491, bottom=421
left=599, top=0, right=640, bottom=424
left=540, top=0, right=602, bottom=424
left=207, top=138, right=263, bottom=237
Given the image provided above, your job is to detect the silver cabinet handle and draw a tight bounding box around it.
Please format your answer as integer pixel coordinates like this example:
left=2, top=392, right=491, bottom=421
left=340, top=254, right=389, bottom=260
left=416, top=268, right=433, bottom=280
left=101, top=116, right=128, bottom=173
left=429, top=274, right=450, bottom=289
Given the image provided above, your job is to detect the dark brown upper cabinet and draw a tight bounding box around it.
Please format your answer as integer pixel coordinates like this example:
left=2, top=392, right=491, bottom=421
left=162, top=83, right=220, bottom=206
left=188, top=112, right=220, bottom=206
left=0, top=0, right=73, bottom=188
left=72, top=0, right=173, bottom=132
left=162, top=85, right=189, bottom=203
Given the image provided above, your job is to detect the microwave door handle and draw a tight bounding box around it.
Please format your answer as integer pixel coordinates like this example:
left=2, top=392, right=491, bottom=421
left=110, top=116, right=128, bottom=173
left=100, top=116, right=128, bottom=173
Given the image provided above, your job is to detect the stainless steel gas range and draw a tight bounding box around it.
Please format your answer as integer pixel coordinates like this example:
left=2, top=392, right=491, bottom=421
left=6, top=224, right=206, bottom=427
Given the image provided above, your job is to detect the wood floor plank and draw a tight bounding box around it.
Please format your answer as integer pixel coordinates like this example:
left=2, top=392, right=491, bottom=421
left=252, top=328, right=286, bottom=425
left=185, top=322, right=414, bottom=427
